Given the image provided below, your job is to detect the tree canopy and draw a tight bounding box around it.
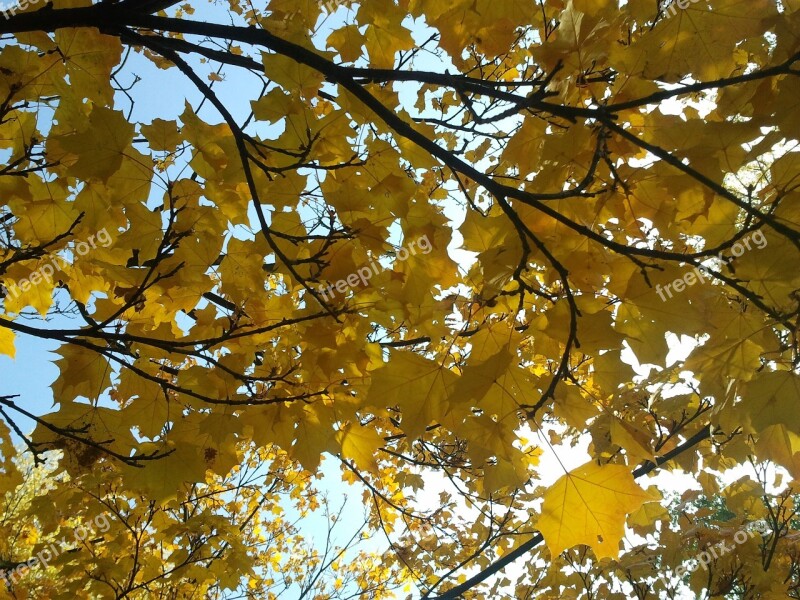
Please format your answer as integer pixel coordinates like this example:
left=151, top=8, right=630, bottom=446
left=1, top=0, right=800, bottom=598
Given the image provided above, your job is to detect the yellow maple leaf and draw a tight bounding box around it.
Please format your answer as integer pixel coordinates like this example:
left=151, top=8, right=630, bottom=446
left=57, top=105, right=136, bottom=182
left=537, top=462, right=656, bottom=559
left=140, top=118, right=182, bottom=152
left=336, top=422, right=384, bottom=474
left=0, top=323, right=15, bottom=359
left=756, top=424, right=800, bottom=480
left=366, top=351, right=458, bottom=440
left=610, top=419, right=655, bottom=464
left=53, top=28, right=122, bottom=104
left=327, top=25, right=365, bottom=63
left=51, top=344, right=112, bottom=403
left=746, top=371, right=800, bottom=433
left=261, top=51, right=324, bottom=99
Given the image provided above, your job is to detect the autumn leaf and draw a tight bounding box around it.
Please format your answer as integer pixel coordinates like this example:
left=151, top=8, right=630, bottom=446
left=0, top=323, right=15, bottom=359
left=537, top=462, right=656, bottom=559
left=337, top=422, right=384, bottom=474
left=746, top=371, right=800, bottom=433
left=366, top=351, right=458, bottom=440
left=56, top=105, right=136, bottom=181
left=51, top=344, right=112, bottom=403
left=140, top=118, right=182, bottom=152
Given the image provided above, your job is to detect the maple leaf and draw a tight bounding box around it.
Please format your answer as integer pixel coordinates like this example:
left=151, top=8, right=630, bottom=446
left=140, top=118, right=182, bottom=152
left=366, top=351, right=458, bottom=440
left=337, top=422, right=384, bottom=474
left=745, top=371, right=800, bottom=433
left=0, top=323, right=15, bottom=359
left=54, top=106, right=134, bottom=182
left=537, top=462, right=657, bottom=560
